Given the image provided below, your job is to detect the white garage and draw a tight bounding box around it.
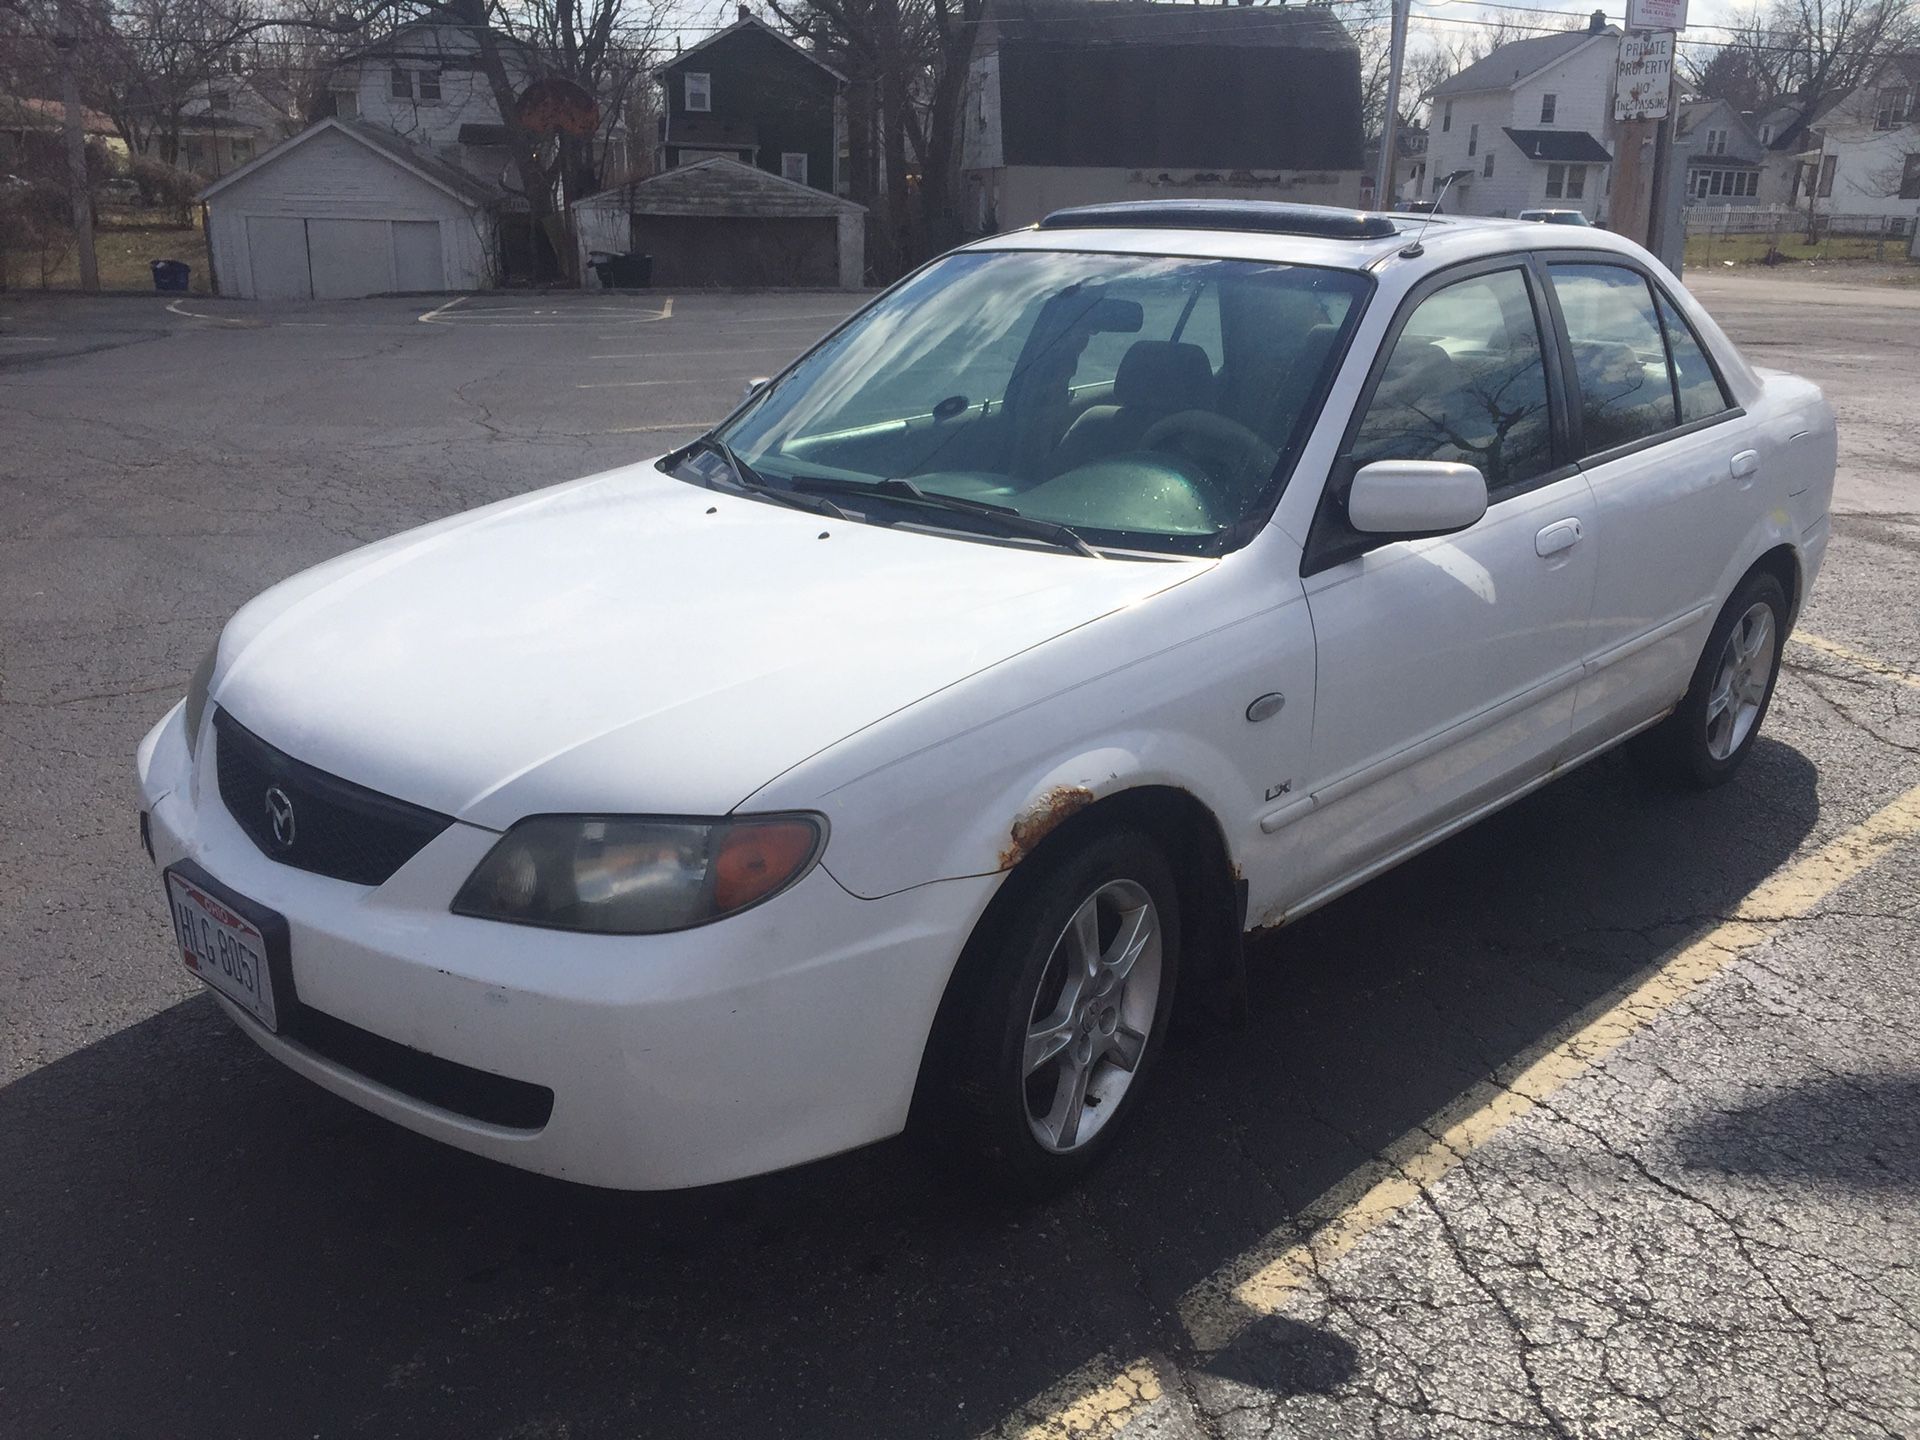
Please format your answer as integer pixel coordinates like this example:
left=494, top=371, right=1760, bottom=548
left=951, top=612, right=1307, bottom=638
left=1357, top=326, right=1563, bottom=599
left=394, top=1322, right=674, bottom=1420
left=200, top=118, right=499, bottom=300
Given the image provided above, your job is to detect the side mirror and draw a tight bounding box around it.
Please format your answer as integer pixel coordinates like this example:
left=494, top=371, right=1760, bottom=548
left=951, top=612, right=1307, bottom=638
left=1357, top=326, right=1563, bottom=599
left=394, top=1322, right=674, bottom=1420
left=741, top=377, right=770, bottom=403
left=1347, top=460, right=1488, bottom=537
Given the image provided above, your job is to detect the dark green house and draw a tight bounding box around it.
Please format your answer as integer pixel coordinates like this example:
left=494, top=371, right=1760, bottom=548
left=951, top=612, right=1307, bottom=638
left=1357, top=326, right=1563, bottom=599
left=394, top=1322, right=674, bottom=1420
left=656, top=12, right=846, bottom=195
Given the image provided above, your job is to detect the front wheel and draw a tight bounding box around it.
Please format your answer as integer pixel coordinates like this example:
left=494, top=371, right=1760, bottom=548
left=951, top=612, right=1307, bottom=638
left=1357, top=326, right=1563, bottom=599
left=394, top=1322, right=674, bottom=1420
left=929, top=829, right=1181, bottom=1195
left=1632, top=571, right=1787, bottom=788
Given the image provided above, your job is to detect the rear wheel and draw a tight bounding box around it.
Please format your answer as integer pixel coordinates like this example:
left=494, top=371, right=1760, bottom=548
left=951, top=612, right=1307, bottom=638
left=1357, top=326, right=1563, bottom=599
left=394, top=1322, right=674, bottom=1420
left=1632, top=571, right=1787, bottom=788
left=930, top=829, right=1181, bottom=1195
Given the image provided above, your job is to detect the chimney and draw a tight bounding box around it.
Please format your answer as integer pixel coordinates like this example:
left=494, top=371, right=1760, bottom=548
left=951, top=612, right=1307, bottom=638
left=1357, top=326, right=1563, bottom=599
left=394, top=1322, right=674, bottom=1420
left=1588, top=9, right=1606, bottom=31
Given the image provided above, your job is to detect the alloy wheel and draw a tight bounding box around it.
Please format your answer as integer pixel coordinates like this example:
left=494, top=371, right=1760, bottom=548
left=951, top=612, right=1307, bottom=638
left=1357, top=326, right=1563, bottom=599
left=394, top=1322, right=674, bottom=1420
left=1705, top=601, right=1776, bottom=761
left=1021, top=879, right=1163, bottom=1153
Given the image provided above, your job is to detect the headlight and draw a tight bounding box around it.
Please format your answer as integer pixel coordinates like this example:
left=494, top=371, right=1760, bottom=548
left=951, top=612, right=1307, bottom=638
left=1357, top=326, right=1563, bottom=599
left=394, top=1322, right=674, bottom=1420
left=452, top=814, right=826, bottom=934
left=183, top=644, right=217, bottom=752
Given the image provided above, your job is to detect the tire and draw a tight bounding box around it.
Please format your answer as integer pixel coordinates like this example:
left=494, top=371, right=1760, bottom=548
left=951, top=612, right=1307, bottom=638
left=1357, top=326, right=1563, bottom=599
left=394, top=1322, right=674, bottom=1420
left=928, top=828, right=1182, bottom=1196
left=1631, top=570, right=1788, bottom=789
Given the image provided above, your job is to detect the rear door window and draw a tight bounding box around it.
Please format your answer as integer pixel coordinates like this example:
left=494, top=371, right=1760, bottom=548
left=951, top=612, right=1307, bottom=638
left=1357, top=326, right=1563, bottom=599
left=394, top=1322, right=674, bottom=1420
left=1548, top=263, right=1680, bottom=454
left=1654, top=290, right=1732, bottom=425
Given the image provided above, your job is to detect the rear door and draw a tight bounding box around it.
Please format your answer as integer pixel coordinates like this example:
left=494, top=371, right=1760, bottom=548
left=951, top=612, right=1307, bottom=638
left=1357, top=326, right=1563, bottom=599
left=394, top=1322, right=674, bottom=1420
left=1283, top=258, right=1598, bottom=910
left=1539, top=258, right=1756, bottom=751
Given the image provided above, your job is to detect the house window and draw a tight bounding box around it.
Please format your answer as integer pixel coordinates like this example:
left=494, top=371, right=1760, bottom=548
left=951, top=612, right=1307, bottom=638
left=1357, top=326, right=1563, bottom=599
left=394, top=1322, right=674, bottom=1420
left=1540, top=92, right=1556, bottom=124
left=1818, top=154, right=1836, bottom=197
left=1467, top=122, right=1478, bottom=157
left=1902, top=153, right=1920, bottom=200
left=1695, top=166, right=1758, bottom=198
left=1758, top=122, right=1774, bottom=144
left=1705, top=128, right=1727, bottom=155
left=418, top=70, right=441, bottom=102
left=1442, top=102, right=1452, bottom=133
left=391, top=67, right=412, bottom=99
left=231, top=137, right=252, bottom=163
left=1545, top=162, right=1565, bottom=198
left=1483, top=150, right=1495, bottom=177
left=781, top=152, right=809, bottom=185
left=1874, top=87, right=1912, bottom=130
left=1565, top=164, right=1585, bottom=199
left=686, top=72, right=712, bottom=112
left=331, top=88, right=359, bottom=118
left=208, top=88, right=230, bottom=111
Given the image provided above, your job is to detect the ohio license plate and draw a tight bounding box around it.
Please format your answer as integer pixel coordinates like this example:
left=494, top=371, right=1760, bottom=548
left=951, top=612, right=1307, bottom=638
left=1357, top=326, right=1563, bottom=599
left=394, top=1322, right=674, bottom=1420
left=167, top=870, right=279, bottom=1031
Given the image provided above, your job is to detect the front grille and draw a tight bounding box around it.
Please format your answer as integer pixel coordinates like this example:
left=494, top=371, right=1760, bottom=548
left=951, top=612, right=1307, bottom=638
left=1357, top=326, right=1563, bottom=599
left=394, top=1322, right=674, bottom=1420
left=287, top=1006, right=555, bottom=1130
left=215, top=709, right=453, bottom=886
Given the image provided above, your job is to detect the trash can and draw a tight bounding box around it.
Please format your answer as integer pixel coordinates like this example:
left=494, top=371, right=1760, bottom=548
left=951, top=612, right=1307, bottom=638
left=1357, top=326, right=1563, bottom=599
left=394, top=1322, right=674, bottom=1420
left=595, top=251, right=652, bottom=289
left=151, top=259, right=191, bottom=292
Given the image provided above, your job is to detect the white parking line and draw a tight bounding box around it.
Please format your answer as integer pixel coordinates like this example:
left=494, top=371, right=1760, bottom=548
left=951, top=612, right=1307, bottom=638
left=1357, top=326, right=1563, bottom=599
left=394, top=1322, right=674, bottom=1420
left=164, top=299, right=250, bottom=326
left=418, top=295, right=470, bottom=322
left=425, top=296, right=675, bottom=327
left=575, top=377, right=722, bottom=390
left=587, top=345, right=799, bottom=360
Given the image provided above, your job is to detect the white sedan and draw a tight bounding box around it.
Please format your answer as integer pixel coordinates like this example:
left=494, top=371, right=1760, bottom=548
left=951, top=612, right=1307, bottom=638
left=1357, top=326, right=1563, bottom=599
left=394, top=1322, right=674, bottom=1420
left=137, top=202, right=1835, bottom=1193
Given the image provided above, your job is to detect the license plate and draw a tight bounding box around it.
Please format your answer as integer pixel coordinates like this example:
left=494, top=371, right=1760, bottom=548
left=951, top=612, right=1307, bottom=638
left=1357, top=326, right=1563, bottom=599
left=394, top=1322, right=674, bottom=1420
left=167, top=870, right=279, bottom=1031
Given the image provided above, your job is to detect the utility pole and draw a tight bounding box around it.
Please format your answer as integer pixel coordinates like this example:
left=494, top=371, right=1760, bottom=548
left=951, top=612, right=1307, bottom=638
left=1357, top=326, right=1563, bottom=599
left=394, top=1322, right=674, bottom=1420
left=53, top=11, right=100, bottom=292
left=1372, top=0, right=1412, bottom=209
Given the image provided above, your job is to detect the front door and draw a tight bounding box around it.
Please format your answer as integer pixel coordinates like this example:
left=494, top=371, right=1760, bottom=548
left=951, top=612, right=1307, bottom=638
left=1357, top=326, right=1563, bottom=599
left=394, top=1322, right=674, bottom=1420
left=1282, top=261, right=1598, bottom=913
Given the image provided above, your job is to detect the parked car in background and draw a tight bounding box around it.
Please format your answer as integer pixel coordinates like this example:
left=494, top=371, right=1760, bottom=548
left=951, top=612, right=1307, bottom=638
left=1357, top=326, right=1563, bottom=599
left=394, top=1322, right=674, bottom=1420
left=137, top=201, right=1835, bottom=1196
left=1518, top=208, right=1592, bottom=224
left=97, top=176, right=141, bottom=204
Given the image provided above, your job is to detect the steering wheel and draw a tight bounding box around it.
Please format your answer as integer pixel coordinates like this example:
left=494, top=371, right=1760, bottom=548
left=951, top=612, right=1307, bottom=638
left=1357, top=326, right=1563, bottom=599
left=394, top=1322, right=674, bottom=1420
left=1138, top=410, right=1279, bottom=490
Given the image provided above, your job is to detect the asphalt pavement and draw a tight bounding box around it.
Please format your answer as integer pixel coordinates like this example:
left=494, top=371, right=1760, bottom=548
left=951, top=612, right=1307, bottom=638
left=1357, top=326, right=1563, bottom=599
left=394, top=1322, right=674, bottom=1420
left=1, top=275, right=1917, bottom=1440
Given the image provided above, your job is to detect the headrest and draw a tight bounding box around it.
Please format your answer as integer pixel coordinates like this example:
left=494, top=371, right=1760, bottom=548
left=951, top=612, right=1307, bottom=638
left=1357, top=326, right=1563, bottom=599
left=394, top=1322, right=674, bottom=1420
left=1114, top=340, right=1214, bottom=412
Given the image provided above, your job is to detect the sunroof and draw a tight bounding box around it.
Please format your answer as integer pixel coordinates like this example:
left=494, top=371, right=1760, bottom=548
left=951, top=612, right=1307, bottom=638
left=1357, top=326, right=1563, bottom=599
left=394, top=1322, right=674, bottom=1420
left=1036, top=201, right=1401, bottom=241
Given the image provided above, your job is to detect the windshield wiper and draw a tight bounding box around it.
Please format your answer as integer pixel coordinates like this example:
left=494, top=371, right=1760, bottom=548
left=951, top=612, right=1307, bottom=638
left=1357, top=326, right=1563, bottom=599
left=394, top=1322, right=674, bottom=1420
left=679, top=436, right=851, bottom=521
left=790, top=475, right=1100, bottom=558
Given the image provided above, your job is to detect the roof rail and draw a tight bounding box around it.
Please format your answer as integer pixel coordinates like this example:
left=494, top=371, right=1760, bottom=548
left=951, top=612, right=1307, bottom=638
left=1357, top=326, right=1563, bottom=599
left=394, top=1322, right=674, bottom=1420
left=1036, top=201, right=1400, bottom=241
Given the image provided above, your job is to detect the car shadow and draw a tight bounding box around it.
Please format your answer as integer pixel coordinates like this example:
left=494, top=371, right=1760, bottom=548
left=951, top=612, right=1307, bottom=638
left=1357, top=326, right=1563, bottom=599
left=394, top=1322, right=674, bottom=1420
left=0, top=740, right=1819, bottom=1439
left=1672, top=1069, right=1920, bottom=1191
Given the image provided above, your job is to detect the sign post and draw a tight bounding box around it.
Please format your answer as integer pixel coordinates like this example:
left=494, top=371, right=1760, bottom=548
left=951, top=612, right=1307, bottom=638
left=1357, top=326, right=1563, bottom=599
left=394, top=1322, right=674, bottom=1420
left=1611, top=22, right=1680, bottom=246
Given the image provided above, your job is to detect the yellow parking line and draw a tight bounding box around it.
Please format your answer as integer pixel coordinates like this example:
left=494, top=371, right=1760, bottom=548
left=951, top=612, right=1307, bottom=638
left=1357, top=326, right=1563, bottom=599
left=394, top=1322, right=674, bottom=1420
left=1790, top=631, right=1920, bottom=689
left=984, top=776, right=1920, bottom=1439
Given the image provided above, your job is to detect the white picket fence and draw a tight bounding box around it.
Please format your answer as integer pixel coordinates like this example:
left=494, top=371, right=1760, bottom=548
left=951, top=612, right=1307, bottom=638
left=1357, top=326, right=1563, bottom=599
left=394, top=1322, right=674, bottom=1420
left=1684, top=204, right=1917, bottom=262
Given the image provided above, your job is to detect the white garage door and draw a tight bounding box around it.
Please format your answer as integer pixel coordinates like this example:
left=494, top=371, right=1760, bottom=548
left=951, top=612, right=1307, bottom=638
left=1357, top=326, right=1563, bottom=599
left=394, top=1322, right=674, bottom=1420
left=307, top=219, right=394, bottom=299
left=246, top=216, right=312, bottom=300
left=240, top=217, right=448, bottom=299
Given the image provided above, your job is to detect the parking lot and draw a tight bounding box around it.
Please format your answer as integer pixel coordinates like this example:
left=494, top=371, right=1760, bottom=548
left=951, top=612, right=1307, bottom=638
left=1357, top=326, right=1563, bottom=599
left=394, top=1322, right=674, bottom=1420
left=3, top=273, right=1918, bottom=1440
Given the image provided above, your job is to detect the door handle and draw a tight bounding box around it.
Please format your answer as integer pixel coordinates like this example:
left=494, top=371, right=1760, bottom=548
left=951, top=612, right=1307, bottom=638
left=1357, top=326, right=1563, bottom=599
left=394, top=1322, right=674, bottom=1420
left=1535, top=517, right=1584, bottom=557
left=1730, top=450, right=1759, bottom=482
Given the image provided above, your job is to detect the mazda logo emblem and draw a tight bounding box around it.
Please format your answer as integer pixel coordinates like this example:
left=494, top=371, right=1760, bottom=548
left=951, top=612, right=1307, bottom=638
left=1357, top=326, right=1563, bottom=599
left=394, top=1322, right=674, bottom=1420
left=264, top=786, right=297, bottom=850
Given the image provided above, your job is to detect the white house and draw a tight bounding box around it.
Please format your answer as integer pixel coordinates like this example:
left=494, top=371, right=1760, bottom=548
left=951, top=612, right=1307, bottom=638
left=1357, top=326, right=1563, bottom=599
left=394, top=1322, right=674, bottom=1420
left=144, top=78, right=295, bottom=180
left=1425, top=13, right=1619, bottom=221
left=1788, top=56, right=1920, bottom=224
left=198, top=117, right=500, bottom=298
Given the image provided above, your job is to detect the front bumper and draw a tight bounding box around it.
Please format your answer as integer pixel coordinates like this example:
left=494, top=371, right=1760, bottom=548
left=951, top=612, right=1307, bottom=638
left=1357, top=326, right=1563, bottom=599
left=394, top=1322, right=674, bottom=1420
left=136, top=705, right=999, bottom=1189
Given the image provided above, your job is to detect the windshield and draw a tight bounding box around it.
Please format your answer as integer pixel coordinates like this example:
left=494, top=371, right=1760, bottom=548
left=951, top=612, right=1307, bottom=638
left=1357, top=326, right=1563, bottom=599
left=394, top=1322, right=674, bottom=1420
left=702, top=249, right=1370, bottom=556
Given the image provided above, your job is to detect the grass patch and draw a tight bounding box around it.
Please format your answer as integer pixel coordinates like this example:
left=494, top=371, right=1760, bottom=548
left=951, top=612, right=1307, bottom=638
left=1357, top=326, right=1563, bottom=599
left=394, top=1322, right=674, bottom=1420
left=5, top=211, right=211, bottom=292
left=1684, top=229, right=1911, bottom=269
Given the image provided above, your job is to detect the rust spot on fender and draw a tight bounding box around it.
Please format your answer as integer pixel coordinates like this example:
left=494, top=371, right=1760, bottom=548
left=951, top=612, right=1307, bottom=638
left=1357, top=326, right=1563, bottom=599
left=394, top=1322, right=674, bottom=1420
left=998, top=785, right=1097, bottom=870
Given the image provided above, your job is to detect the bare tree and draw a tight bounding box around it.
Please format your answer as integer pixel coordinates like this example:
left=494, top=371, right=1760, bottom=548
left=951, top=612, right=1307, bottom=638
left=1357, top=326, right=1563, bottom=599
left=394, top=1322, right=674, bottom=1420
left=1765, top=0, right=1917, bottom=130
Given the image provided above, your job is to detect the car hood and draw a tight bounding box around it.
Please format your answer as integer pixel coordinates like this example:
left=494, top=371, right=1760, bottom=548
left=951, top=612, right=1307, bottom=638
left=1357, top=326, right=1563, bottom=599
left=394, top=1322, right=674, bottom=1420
left=212, top=464, right=1208, bottom=829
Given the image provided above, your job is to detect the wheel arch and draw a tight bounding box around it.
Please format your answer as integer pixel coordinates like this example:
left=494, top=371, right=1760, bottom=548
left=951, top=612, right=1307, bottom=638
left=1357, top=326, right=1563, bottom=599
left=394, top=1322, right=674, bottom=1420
left=907, top=782, right=1247, bottom=1124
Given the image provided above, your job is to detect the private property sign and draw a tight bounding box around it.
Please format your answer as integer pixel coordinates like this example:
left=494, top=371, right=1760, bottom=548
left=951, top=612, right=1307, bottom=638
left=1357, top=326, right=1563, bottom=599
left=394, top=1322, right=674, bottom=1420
left=1615, top=31, right=1676, bottom=120
left=1626, top=0, right=1688, bottom=29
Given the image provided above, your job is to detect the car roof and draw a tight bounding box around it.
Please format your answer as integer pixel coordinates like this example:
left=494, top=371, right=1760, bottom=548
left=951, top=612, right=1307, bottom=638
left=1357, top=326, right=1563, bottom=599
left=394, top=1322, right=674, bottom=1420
left=959, top=201, right=1650, bottom=278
